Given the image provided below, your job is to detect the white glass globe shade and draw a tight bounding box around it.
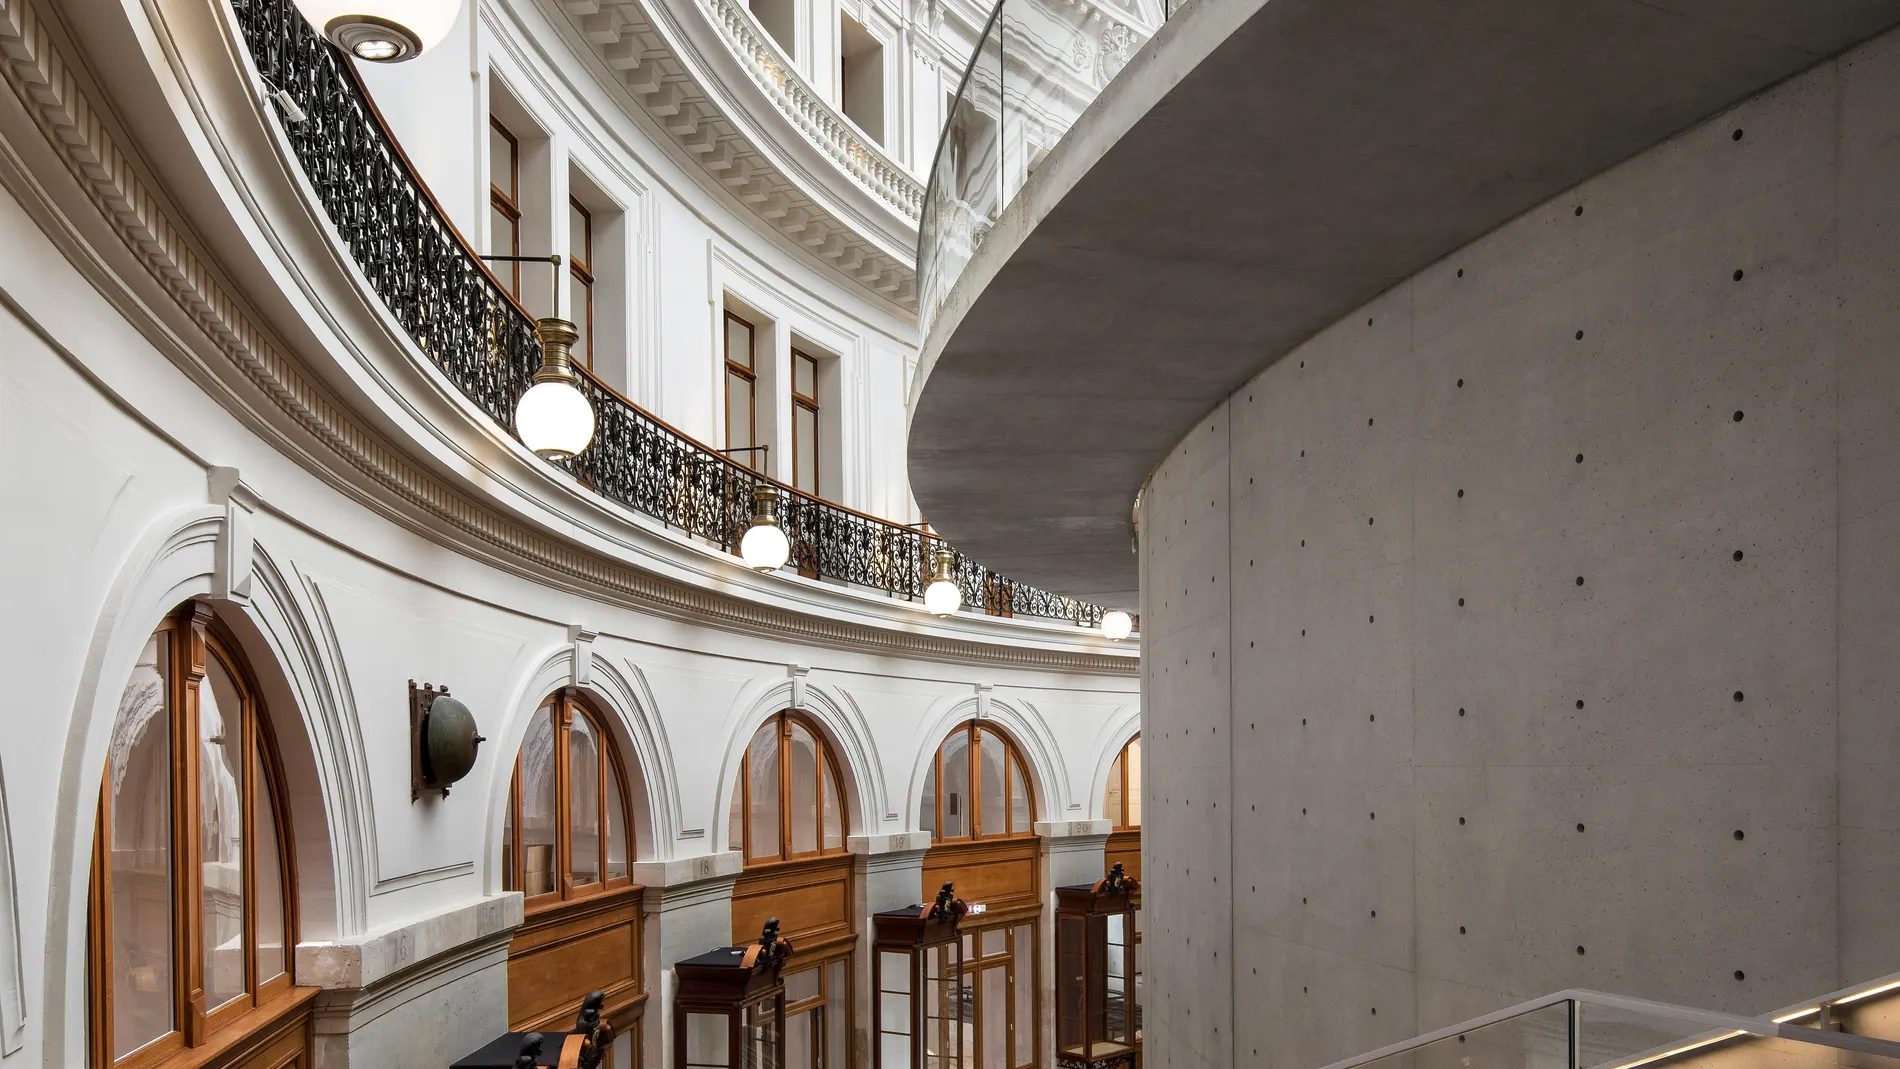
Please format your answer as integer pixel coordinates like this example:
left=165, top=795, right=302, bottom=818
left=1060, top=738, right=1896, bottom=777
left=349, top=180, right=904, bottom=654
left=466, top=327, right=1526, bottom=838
left=293, top=0, right=461, bottom=61
left=740, top=522, right=790, bottom=571
left=924, top=577, right=962, bottom=617
left=514, top=379, right=595, bottom=460
left=1102, top=610, right=1134, bottom=641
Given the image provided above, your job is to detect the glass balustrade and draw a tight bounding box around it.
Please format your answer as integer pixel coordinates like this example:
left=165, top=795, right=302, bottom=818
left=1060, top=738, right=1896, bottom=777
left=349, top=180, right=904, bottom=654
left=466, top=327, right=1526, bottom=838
left=918, top=0, right=1176, bottom=337
left=1329, top=991, right=1900, bottom=1069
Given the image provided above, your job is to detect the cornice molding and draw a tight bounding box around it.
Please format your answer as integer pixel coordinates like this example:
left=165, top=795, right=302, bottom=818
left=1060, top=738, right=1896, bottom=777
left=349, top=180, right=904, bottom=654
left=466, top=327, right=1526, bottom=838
left=546, top=0, right=920, bottom=307
left=0, top=0, right=1136, bottom=677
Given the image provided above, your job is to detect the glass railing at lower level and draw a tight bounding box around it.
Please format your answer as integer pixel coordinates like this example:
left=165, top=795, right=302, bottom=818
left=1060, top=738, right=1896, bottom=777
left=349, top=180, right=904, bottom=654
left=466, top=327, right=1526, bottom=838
left=229, top=0, right=1120, bottom=630
left=1319, top=990, right=1900, bottom=1069
left=917, top=0, right=1177, bottom=336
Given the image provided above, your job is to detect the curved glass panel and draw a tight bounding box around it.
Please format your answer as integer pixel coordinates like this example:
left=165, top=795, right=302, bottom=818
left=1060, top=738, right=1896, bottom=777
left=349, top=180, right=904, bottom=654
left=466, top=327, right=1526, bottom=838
left=520, top=705, right=558, bottom=896
left=504, top=778, right=518, bottom=890
left=788, top=721, right=820, bottom=855
left=1124, top=737, right=1141, bottom=826
left=570, top=713, right=602, bottom=886
left=920, top=757, right=937, bottom=837
left=254, top=740, right=287, bottom=984
left=200, top=654, right=247, bottom=1013
left=606, top=754, right=630, bottom=879
left=821, top=760, right=843, bottom=851
left=917, top=0, right=1169, bottom=338
left=110, top=634, right=174, bottom=1058
left=747, top=720, right=781, bottom=860
left=729, top=775, right=745, bottom=854
left=941, top=729, right=970, bottom=839
left=977, top=730, right=1005, bottom=837
left=1008, top=753, right=1030, bottom=834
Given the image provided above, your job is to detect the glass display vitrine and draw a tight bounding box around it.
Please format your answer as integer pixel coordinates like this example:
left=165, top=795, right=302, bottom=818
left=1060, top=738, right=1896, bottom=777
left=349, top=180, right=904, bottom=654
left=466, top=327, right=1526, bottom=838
left=677, top=921, right=794, bottom=1069
left=1054, top=864, right=1140, bottom=1069
left=873, top=883, right=969, bottom=1069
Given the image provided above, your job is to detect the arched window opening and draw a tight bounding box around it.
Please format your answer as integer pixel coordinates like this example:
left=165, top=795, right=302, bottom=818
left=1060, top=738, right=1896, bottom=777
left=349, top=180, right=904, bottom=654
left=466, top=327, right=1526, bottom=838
left=1104, top=735, right=1141, bottom=883
left=919, top=722, right=1034, bottom=841
left=1102, top=736, right=1140, bottom=830
left=727, top=712, right=849, bottom=865
left=88, top=603, right=305, bottom=1068
left=500, top=690, right=646, bottom=1043
left=502, top=690, right=636, bottom=904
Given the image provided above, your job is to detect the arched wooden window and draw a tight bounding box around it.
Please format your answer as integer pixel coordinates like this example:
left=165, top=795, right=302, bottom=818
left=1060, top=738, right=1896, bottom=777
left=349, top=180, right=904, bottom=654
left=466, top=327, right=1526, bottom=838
left=1102, top=735, right=1141, bottom=829
left=88, top=603, right=303, bottom=1068
left=727, top=711, right=848, bottom=864
left=500, top=691, right=646, bottom=1047
left=919, top=722, right=1035, bottom=841
left=502, top=690, right=637, bottom=903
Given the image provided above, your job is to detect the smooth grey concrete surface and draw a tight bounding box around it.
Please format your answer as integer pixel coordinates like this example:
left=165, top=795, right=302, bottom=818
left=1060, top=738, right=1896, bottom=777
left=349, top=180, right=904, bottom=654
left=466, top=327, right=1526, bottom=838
left=1142, top=24, right=1900, bottom=1069
left=908, top=0, right=1900, bottom=606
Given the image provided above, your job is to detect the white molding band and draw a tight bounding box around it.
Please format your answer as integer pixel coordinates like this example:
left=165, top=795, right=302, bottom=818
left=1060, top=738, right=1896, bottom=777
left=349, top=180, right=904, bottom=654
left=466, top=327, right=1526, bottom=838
left=0, top=0, right=1135, bottom=678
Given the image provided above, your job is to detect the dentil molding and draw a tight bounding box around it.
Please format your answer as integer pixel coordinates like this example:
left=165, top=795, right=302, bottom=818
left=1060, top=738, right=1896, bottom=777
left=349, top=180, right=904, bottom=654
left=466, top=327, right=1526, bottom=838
left=0, top=0, right=1135, bottom=676
left=545, top=0, right=920, bottom=307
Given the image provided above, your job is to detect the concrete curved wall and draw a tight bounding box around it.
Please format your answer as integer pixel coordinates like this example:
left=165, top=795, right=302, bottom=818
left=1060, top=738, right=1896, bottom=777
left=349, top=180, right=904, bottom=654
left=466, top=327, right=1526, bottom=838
left=1141, top=26, right=1900, bottom=1069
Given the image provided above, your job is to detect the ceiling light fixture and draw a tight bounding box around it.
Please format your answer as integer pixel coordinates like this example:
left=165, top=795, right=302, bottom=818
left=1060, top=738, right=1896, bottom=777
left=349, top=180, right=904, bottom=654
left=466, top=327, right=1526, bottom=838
left=292, top=0, right=461, bottom=62
left=514, top=318, right=596, bottom=462
left=740, top=485, right=791, bottom=571
left=924, top=547, right=962, bottom=617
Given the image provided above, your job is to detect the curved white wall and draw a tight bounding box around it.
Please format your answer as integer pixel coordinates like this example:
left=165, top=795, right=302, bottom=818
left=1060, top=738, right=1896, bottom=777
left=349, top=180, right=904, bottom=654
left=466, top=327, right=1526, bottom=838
left=1141, top=25, right=1900, bottom=1069
left=359, top=0, right=923, bottom=518
left=0, top=164, right=1135, bottom=1063
left=0, top=0, right=1139, bottom=1066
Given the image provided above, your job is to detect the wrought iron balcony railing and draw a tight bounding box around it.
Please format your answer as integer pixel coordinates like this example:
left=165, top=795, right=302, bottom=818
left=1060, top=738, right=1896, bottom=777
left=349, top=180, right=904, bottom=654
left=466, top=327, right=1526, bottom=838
left=231, top=0, right=1111, bottom=628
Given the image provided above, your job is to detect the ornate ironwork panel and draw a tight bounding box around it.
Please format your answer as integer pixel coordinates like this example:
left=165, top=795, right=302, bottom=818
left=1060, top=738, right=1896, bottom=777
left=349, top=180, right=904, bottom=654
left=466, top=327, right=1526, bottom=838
left=229, top=0, right=1109, bottom=628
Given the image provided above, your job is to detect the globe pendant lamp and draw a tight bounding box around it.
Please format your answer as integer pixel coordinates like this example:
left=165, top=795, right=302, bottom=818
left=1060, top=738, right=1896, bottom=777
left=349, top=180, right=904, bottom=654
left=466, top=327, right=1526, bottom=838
left=923, top=546, right=962, bottom=617
left=1101, top=609, right=1133, bottom=641
left=514, top=318, right=596, bottom=462
left=740, top=484, right=791, bottom=571
left=293, top=0, right=461, bottom=61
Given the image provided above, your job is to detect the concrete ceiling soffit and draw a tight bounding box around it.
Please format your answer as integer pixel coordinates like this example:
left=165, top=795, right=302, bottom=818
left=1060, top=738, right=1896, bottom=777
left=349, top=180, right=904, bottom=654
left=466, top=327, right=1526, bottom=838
left=909, top=0, right=1900, bottom=602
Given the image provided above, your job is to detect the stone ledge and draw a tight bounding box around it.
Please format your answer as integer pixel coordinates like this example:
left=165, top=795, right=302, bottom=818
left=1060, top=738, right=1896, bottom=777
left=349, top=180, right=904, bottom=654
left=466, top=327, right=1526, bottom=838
left=848, top=831, right=932, bottom=856
left=1035, top=819, right=1112, bottom=841
left=295, top=893, right=523, bottom=991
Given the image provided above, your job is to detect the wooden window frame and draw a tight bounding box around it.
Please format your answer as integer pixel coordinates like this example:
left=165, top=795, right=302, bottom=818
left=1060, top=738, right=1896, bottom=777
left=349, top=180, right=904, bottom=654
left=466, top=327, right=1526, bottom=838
left=88, top=603, right=300, bottom=1069
left=1105, top=735, right=1139, bottom=831
left=490, top=117, right=522, bottom=298
left=791, top=348, right=819, bottom=498
left=723, top=309, right=758, bottom=469
left=732, top=711, right=850, bottom=867
left=924, top=722, right=1035, bottom=843
left=502, top=689, right=639, bottom=912
left=569, top=197, right=594, bottom=371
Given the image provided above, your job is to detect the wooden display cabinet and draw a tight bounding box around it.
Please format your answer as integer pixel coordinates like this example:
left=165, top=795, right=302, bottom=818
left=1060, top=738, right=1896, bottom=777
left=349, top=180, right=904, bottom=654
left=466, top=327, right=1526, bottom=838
left=872, top=883, right=969, bottom=1069
left=1054, top=865, right=1141, bottom=1069
left=675, top=922, right=793, bottom=1069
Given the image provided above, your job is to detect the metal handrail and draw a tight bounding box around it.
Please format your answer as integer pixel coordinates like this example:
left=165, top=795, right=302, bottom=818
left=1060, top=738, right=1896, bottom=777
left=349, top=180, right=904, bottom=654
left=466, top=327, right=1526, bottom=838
left=228, top=0, right=1119, bottom=628
left=1316, top=989, right=1900, bottom=1069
